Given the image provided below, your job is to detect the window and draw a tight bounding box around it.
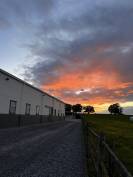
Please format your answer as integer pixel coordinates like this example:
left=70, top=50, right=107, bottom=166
left=9, top=100, right=17, bottom=114
left=36, top=105, right=40, bottom=115
left=50, top=107, right=53, bottom=116
left=54, top=109, right=56, bottom=116
left=25, top=103, right=31, bottom=115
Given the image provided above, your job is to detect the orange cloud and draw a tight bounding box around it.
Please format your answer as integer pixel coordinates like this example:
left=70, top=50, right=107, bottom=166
left=41, top=61, right=132, bottom=106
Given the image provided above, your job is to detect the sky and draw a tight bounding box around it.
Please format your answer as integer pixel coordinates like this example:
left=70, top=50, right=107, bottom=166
left=0, top=0, right=133, bottom=114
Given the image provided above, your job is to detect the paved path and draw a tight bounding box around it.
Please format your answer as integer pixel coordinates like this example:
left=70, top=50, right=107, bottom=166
left=0, top=120, right=86, bottom=177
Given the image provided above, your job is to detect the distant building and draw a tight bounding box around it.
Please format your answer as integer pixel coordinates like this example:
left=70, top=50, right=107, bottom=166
left=0, top=69, right=65, bottom=118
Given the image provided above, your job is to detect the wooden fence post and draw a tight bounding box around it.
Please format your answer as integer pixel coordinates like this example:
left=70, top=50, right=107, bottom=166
left=108, top=142, right=115, bottom=177
left=97, top=133, right=105, bottom=177
left=85, top=126, right=133, bottom=177
left=86, top=122, right=89, bottom=159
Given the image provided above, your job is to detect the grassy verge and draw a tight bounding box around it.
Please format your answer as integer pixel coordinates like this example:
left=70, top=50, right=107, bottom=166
left=83, top=114, right=133, bottom=175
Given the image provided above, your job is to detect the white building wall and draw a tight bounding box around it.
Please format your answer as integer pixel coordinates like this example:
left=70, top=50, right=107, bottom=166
left=53, top=99, right=56, bottom=116
left=20, top=84, right=42, bottom=115
left=61, top=103, right=65, bottom=116
left=42, top=94, right=50, bottom=116
left=0, top=70, right=65, bottom=116
left=53, top=100, right=59, bottom=116
left=0, top=72, right=23, bottom=114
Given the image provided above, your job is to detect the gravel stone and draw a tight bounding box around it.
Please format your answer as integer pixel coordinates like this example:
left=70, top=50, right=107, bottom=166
left=0, top=120, right=86, bottom=177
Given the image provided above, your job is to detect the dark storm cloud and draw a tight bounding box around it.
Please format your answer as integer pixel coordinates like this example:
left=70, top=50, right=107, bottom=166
left=1, top=0, right=133, bottom=103
left=21, top=0, right=133, bottom=104
left=23, top=0, right=133, bottom=83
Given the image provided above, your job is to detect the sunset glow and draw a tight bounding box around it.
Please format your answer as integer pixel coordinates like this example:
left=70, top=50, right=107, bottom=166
left=41, top=64, right=133, bottom=112
left=0, top=0, right=133, bottom=114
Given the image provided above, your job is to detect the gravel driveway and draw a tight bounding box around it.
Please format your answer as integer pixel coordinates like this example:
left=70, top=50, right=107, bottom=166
left=0, top=120, right=86, bottom=177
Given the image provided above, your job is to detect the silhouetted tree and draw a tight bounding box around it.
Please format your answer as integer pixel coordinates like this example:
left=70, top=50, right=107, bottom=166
left=65, top=104, right=72, bottom=115
left=72, top=104, right=82, bottom=113
left=72, top=104, right=82, bottom=119
left=108, top=103, right=123, bottom=115
left=84, top=105, right=95, bottom=114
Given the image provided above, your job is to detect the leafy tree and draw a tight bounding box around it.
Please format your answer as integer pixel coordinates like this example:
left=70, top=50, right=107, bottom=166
left=65, top=104, right=72, bottom=115
left=72, top=104, right=82, bottom=113
left=84, top=105, right=95, bottom=114
left=108, top=103, right=123, bottom=115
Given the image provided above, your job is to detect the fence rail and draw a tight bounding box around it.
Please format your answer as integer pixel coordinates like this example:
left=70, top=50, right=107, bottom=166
left=82, top=119, right=133, bottom=177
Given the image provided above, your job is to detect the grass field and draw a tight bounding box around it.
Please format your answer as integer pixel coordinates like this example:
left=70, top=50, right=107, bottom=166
left=84, top=114, right=133, bottom=175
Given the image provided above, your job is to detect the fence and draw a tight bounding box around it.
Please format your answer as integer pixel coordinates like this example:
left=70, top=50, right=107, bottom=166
left=82, top=119, right=133, bottom=177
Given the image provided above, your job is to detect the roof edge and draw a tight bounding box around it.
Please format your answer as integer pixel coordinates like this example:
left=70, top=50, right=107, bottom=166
left=0, top=68, right=66, bottom=104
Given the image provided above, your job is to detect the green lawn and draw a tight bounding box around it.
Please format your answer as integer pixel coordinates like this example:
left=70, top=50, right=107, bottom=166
left=84, top=114, right=133, bottom=175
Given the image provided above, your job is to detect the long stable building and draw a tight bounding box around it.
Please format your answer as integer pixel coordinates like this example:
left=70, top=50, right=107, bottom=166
left=0, top=69, right=65, bottom=126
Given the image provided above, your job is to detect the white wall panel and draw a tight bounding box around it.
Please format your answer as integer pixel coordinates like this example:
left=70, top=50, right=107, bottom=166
left=0, top=72, right=22, bottom=114
left=0, top=70, right=65, bottom=116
